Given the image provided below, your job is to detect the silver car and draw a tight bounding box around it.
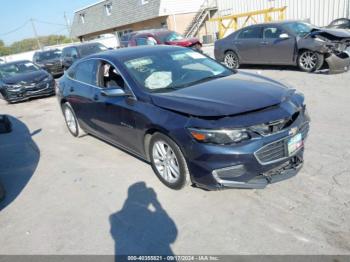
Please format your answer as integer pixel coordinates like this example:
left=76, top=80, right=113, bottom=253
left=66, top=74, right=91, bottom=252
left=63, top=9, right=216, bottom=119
left=214, top=21, right=350, bottom=73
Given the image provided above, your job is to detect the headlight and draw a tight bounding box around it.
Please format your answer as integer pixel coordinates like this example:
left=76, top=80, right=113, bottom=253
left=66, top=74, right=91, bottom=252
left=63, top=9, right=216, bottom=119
left=43, top=75, right=53, bottom=82
left=188, top=128, right=250, bottom=144
left=315, top=36, right=326, bottom=43
left=6, top=84, right=22, bottom=90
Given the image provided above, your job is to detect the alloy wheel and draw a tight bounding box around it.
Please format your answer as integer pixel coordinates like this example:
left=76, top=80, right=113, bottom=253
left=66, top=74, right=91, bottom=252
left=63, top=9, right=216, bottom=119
left=299, top=51, right=318, bottom=71
left=224, top=52, right=238, bottom=69
left=64, top=107, right=77, bottom=134
left=152, top=141, right=180, bottom=183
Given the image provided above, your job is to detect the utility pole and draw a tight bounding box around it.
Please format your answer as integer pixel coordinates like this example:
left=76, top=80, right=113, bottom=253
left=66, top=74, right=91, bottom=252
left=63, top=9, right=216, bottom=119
left=30, top=18, right=42, bottom=50
left=64, top=12, right=74, bottom=43
left=347, top=0, right=350, bottom=19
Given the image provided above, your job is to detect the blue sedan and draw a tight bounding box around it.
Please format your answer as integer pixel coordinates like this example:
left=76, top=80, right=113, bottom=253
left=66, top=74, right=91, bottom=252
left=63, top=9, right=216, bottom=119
left=57, top=45, right=310, bottom=190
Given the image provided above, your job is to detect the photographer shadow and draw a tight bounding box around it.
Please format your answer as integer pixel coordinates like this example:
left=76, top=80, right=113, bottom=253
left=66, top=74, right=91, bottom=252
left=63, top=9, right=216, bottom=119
left=0, top=116, right=40, bottom=210
left=109, top=182, right=177, bottom=256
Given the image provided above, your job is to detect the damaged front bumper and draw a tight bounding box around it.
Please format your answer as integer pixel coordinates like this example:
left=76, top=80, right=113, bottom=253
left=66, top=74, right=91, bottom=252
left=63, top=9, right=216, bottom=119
left=4, top=80, right=56, bottom=103
left=325, top=52, right=350, bottom=74
left=212, top=154, right=304, bottom=189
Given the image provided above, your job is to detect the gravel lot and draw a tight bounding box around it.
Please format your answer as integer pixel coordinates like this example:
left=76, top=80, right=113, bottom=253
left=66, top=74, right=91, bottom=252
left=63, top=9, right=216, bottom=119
left=0, top=47, right=349, bottom=255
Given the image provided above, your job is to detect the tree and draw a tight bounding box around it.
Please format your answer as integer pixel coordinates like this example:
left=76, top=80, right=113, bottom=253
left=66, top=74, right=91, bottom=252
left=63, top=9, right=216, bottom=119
left=0, top=40, right=11, bottom=56
left=1, top=35, right=77, bottom=55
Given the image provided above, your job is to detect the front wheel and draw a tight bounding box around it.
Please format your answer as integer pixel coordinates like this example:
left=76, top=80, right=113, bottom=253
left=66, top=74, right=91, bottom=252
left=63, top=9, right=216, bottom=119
left=149, top=133, right=190, bottom=190
left=298, top=50, right=324, bottom=72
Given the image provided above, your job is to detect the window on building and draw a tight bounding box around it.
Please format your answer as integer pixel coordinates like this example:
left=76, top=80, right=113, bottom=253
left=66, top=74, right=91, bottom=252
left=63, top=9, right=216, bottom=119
left=140, top=0, right=149, bottom=5
left=105, top=3, right=112, bottom=16
left=80, top=13, right=85, bottom=24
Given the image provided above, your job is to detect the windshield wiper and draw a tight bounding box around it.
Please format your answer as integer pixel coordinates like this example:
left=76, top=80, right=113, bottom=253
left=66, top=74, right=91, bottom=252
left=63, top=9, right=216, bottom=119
left=171, top=73, right=229, bottom=89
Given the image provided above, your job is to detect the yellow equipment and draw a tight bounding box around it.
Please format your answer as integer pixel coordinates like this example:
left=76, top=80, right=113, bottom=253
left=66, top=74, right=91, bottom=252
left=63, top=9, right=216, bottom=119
left=209, top=6, right=287, bottom=39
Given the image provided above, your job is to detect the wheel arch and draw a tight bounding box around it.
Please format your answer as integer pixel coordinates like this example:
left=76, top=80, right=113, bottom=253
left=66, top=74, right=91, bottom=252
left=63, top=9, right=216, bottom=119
left=143, top=127, right=169, bottom=162
left=224, top=49, right=240, bottom=60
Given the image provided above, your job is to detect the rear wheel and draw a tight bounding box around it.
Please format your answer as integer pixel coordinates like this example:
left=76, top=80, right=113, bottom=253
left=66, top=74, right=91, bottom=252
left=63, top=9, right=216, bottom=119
left=224, top=51, right=240, bottom=69
left=62, top=102, right=85, bottom=137
left=149, top=133, right=190, bottom=190
left=298, top=50, right=324, bottom=72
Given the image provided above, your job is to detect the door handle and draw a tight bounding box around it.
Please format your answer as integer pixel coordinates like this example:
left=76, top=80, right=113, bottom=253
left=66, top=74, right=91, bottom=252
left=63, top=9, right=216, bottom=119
left=69, top=86, right=74, bottom=92
left=260, top=41, right=268, bottom=45
left=93, top=94, right=99, bottom=101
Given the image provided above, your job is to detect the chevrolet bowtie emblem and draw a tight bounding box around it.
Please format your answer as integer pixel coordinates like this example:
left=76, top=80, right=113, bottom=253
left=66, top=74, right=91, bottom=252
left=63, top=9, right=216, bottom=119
left=289, top=127, right=298, bottom=136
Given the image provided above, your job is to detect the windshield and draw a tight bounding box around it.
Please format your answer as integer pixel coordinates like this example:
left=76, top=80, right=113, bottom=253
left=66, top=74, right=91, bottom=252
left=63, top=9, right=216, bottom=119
left=166, top=32, right=184, bottom=42
left=37, top=50, right=62, bottom=62
left=123, top=49, right=233, bottom=92
left=284, top=22, right=313, bottom=37
left=0, top=62, right=40, bottom=79
left=79, top=43, right=108, bottom=57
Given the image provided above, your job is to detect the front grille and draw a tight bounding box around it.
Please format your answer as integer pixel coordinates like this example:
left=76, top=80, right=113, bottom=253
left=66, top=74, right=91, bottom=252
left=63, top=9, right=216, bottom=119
left=255, top=121, right=310, bottom=164
left=47, top=63, right=62, bottom=71
left=251, top=111, right=300, bottom=136
left=255, top=139, right=287, bottom=164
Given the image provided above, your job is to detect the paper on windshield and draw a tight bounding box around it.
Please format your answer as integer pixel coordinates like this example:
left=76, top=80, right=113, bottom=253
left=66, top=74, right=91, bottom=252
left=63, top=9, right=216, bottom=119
left=145, top=71, right=172, bottom=89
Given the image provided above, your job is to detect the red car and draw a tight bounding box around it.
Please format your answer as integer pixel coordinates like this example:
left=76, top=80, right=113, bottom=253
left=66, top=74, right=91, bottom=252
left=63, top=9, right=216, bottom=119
left=128, top=29, right=202, bottom=51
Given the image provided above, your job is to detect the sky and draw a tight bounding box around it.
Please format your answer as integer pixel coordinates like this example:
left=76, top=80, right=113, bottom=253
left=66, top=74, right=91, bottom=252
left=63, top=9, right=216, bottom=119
left=0, top=0, right=98, bottom=45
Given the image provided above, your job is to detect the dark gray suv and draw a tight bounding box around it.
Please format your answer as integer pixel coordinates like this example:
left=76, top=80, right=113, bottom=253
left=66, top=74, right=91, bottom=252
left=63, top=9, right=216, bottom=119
left=61, top=42, right=108, bottom=70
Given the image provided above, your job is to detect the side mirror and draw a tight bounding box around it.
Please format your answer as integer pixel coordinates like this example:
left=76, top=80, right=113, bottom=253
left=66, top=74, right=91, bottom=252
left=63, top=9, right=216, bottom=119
left=100, top=87, right=127, bottom=97
left=72, top=54, right=78, bottom=60
left=279, top=33, right=290, bottom=39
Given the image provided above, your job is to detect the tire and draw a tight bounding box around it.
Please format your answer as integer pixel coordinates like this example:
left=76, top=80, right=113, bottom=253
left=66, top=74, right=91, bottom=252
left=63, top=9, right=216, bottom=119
left=62, top=102, right=85, bottom=137
left=224, top=51, right=240, bottom=69
left=298, top=50, right=324, bottom=72
left=149, top=133, right=190, bottom=190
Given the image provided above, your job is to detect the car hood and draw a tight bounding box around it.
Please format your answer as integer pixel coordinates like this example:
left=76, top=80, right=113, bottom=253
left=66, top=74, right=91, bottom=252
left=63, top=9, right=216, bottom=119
left=309, top=28, right=350, bottom=39
left=150, top=72, right=294, bottom=117
left=166, top=37, right=200, bottom=47
left=1, top=70, right=49, bottom=85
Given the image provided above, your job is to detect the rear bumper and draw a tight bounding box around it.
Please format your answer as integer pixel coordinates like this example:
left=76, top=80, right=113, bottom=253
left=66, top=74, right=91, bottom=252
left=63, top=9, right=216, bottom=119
left=326, top=52, right=350, bottom=74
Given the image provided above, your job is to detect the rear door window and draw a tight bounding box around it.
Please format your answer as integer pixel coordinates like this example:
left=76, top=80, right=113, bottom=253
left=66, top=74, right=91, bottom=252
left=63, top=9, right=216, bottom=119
left=238, top=27, right=263, bottom=39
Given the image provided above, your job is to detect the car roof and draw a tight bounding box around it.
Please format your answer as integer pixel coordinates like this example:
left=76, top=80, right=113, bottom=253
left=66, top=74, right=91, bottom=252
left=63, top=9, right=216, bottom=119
left=35, top=49, right=61, bottom=54
left=245, top=20, right=309, bottom=27
left=0, top=60, right=32, bottom=66
left=62, top=42, right=103, bottom=50
left=132, top=29, right=171, bottom=37
left=81, top=45, right=186, bottom=62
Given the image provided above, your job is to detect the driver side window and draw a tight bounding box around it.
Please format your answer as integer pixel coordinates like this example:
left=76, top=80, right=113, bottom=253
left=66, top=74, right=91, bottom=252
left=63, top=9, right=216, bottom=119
left=263, top=27, right=283, bottom=39
left=98, top=61, right=126, bottom=89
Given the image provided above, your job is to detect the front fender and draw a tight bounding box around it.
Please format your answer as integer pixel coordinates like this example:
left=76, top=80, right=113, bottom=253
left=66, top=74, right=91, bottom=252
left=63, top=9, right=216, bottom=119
left=297, top=38, right=329, bottom=53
